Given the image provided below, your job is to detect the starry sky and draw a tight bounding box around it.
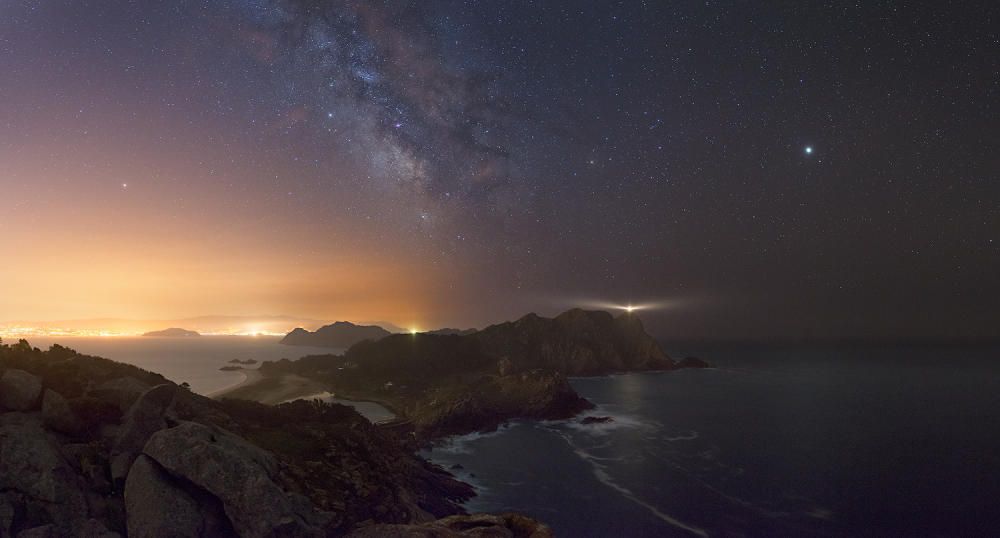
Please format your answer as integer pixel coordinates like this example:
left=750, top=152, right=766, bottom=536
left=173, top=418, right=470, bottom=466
left=0, top=0, right=997, bottom=340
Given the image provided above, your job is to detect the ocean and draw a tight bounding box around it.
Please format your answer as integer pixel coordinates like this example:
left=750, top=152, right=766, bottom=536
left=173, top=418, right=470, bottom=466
left=423, top=343, right=1000, bottom=537
left=20, top=336, right=1000, bottom=535
left=19, top=336, right=403, bottom=421
left=18, top=336, right=334, bottom=396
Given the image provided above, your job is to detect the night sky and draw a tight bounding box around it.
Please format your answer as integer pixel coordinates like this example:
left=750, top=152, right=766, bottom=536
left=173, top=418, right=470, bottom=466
left=1, top=1, right=997, bottom=339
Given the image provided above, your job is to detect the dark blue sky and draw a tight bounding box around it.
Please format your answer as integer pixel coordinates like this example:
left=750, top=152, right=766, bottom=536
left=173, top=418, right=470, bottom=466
left=1, top=1, right=997, bottom=338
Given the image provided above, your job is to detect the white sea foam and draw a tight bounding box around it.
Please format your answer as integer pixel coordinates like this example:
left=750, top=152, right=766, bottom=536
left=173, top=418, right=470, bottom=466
left=553, top=430, right=710, bottom=537
left=432, top=424, right=512, bottom=454
left=554, top=406, right=659, bottom=437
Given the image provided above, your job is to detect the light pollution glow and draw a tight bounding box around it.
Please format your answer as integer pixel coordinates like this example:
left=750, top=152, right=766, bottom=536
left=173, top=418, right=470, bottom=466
left=0, top=326, right=289, bottom=339
left=0, top=154, right=465, bottom=332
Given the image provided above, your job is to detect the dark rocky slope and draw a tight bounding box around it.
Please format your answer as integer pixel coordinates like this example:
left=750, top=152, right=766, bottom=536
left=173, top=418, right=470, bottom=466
left=246, top=309, right=700, bottom=440
left=280, top=322, right=392, bottom=348
left=472, top=309, right=674, bottom=375
left=0, top=339, right=547, bottom=537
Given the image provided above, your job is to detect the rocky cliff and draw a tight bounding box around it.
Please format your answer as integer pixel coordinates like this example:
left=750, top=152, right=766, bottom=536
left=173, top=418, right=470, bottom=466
left=250, top=310, right=693, bottom=440
left=280, top=322, right=392, bottom=348
left=473, top=309, right=675, bottom=375
left=0, top=339, right=547, bottom=537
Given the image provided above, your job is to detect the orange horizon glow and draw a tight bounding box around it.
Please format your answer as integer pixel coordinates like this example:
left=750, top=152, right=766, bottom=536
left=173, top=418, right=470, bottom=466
left=0, top=163, right=461, bottom=331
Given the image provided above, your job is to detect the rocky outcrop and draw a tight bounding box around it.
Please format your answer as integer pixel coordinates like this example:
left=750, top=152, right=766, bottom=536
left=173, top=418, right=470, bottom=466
left=0, top=414, right=89, bottom=533
left=253, top=309, right=680, bottom=440
left=124, top=455, right=234, bottom=538
left=143, top=421, right=331, bottom=538
left=0, top=369, right=43, bottom=411
left=404, top=371, right=594, bottom=439
left=0, top=321, right=705, bottom=537
left=90, top=377, right=152, bottom=413
left=472, top=309, right=675, bottom=376
left=345, top=513, right=554, bottom=537
left=42, top=389, right=81, bottom=434
left=580, top=416, right=614, bottom=425
left=0, top=341, right=493, bottom=537
left=110, top=384, right=177, bottom=488
left=280, top=321, right=392, bottom=348
left=677, top=356, right=711, bottom=369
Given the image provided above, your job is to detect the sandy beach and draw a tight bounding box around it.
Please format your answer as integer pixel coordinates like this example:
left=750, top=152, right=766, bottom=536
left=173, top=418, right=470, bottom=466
left=206, top=368, right=263, bottom=398
left=211, top=370, right=330, bottom=405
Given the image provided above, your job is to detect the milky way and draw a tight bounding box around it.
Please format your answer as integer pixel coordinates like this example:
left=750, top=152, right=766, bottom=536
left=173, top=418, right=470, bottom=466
left=0, top=1, right=997, bottom=338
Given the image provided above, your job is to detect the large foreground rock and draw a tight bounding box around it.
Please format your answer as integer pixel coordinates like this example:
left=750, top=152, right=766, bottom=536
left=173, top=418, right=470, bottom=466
left=42, top=389, right=81, bottom=434
left=346, top=513, right=554, bottom=538
left=0, top=369, right=43, bottom=411
left=89, top=377, right=152, bottom=413
left=124, top=455, right=234, bottom=538
left=143, top=421, right=331, bottom=538
left=0, top=414, right=89, bottom=531
left=110, top=384, right=177, bottom=487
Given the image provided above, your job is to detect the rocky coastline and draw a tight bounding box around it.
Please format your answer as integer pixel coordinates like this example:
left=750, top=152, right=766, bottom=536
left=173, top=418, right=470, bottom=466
left=0, top=339, right=551, bottom=537
left=228, top=309, right=708, bottom=441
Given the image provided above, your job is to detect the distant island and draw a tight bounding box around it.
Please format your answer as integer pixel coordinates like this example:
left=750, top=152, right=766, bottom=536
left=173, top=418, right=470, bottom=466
left=280, top=321, right=391, bottom=348
left=228, top=358, right=258, bottom=365
left=141, top=328, right=200, bottom=337
left=226, top=309, right=710, bottom=440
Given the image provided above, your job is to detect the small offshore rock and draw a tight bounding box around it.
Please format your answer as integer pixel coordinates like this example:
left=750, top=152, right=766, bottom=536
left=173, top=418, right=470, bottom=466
left=676, top=356, right=711, bottom=369
left=580, top=416, right=614, bottom=425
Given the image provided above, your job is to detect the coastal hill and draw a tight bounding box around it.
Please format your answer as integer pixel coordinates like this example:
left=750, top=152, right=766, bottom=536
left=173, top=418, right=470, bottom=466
left=0, top=339, right=550, bottom=537
left=280, top=321, right=392, bottom=348
left=141, top=327, right=200, bottom=337
left=472, top=309, right=673, bottom=375
left=228, top=309, right=705, bottom=439
left=424, top=328, right=478, bottom=336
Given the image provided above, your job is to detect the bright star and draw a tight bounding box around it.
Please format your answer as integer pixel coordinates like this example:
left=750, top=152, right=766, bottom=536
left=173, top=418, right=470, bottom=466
left=805, top=146, right=813, bottom=154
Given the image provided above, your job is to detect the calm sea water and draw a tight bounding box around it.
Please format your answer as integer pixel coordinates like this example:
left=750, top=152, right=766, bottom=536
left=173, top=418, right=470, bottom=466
left=424, top=343, right=1000, bottom=537
left=19, top=336, right=334, bottom=395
